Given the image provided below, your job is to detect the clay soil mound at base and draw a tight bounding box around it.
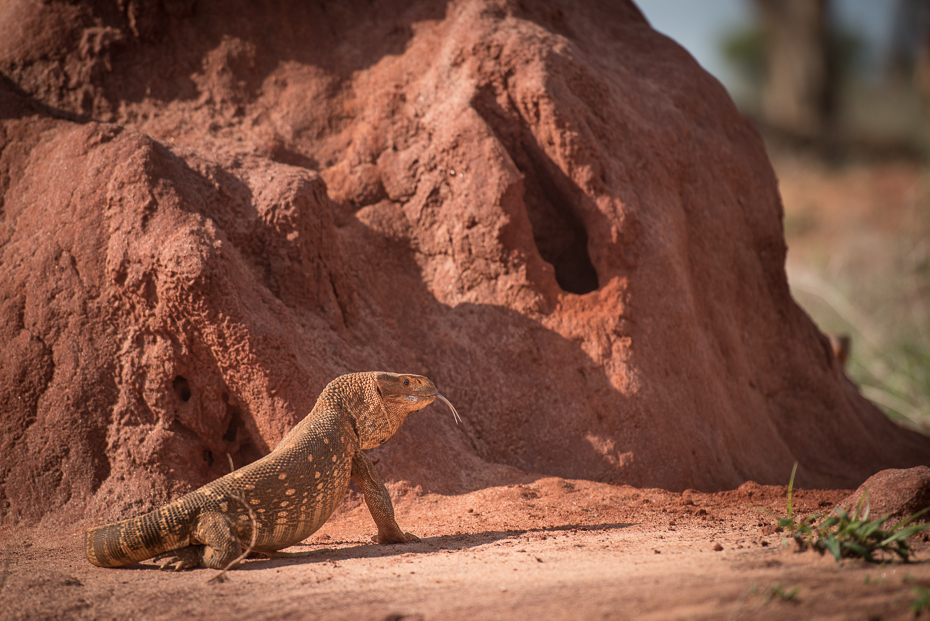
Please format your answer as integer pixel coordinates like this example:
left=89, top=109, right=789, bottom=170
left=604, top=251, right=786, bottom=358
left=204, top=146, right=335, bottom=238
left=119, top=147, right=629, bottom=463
left=1, top=0, right=929, bottom=526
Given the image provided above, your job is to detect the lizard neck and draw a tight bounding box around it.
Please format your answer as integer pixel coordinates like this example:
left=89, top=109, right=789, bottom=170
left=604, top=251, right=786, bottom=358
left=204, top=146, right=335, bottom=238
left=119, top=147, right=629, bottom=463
left=318, top=373, right=392, bottom=449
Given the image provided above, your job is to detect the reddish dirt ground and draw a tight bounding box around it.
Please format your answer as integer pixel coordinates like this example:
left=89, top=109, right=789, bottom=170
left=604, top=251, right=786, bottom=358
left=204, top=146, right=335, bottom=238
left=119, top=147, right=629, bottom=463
left=3, top=478, right=930, bottom=620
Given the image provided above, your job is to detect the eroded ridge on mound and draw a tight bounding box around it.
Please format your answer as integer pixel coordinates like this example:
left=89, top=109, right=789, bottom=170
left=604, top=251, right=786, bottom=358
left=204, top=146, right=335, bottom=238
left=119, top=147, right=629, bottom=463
left=1, top=0, right=927, bottom=525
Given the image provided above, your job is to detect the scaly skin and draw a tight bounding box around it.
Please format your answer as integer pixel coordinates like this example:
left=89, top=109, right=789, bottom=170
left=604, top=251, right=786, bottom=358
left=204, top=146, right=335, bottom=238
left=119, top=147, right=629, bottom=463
left=84, top=372, right=454, bottom=570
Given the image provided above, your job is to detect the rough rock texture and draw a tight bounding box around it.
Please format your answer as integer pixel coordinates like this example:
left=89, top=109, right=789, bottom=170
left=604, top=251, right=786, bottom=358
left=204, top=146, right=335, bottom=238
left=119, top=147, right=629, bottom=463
left=1, top=0, right=928, bottom=525
left=840, top=466, right=930, bottom=523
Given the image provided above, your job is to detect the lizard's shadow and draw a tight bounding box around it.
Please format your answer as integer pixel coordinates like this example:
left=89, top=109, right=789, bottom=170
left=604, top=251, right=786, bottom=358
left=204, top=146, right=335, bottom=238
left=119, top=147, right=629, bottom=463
left=110, top=520, right=637, bottom=571
left=231, top=521, right=637, bottom=570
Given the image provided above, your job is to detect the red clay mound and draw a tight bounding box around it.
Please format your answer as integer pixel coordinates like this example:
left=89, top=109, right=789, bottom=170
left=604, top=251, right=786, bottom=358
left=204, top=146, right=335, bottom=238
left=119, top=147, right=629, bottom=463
left=1, top=0, right=927, bottom=525
left=840, top=466, right=930, bottom=522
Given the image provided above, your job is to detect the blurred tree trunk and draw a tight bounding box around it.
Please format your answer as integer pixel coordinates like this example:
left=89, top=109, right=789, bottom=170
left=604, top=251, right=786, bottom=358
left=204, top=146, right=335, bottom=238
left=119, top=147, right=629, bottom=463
left=754, top=0, right=836, bottom=138
left=919, top=33, right=930, bottom=110
left=909, top=0, right=930, bottom=110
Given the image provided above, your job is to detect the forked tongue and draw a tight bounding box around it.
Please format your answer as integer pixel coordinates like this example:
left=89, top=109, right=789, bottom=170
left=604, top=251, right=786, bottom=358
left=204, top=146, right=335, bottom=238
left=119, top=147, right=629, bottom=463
left=435, top=393, right=462, bottom=424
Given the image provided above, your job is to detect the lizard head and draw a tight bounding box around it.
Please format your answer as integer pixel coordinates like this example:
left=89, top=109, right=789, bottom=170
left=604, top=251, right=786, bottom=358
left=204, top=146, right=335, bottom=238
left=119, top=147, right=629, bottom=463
left=352, top=372, right=460, bottom=449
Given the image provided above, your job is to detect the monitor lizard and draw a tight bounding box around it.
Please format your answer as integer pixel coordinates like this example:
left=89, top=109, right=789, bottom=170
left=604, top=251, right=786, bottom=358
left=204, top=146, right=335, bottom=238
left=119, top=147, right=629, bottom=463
left=84, top=371, right=460, bottom=571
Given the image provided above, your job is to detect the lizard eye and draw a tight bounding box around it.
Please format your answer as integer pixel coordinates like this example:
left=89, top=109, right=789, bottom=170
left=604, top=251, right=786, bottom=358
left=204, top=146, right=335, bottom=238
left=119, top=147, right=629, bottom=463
left=403, top=379, right=410, bottom=386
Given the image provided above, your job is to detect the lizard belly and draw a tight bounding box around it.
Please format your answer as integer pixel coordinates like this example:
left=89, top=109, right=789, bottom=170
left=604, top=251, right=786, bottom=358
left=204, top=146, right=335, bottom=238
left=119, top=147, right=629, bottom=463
left=201, top=407, right=359, bottom=553
left=245, top=459, right=353, bottom=552
left=264, top=468, right=352, bottom=550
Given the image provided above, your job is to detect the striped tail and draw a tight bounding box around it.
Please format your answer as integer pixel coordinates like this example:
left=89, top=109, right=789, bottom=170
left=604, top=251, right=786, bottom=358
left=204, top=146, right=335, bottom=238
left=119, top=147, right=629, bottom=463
left=84, top=501, right=196, bottom=567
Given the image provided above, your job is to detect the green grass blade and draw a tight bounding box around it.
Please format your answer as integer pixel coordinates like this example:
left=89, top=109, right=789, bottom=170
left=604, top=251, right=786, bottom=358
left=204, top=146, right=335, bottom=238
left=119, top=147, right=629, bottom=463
left=880, top=523, right=930, bottom=546
left=859, top=517, right=891, bottom=540
left=842, top=540, right=873, bottom=561
left=859, top=499, right=871, bottom=522
left=887, top=506, right=930, bottom=532
left=824, top=535, right=841, bottom=561
left=854, top=490, right=869, bottom=521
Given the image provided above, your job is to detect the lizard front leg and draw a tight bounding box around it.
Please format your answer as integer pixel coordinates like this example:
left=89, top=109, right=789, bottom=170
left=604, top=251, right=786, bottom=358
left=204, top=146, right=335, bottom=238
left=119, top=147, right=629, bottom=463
left=351, top=450, right=419, bottom=544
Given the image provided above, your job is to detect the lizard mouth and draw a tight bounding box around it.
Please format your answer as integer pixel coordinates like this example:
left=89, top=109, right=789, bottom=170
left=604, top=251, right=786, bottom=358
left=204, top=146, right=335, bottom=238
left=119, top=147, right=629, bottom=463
left=401, top=390, right=461, bottom=425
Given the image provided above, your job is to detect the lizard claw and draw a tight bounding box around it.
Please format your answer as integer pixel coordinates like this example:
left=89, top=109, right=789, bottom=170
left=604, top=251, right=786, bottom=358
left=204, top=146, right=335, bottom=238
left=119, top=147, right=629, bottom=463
left=373, top=531, right=420, bottom=544
left=153, top=555, right=196, bottom=571
left=153, top=547, right=202, bottom=571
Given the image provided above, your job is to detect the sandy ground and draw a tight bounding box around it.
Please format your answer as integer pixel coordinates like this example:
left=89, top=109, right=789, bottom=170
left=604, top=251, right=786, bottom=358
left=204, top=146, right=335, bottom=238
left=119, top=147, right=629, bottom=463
left=3, top=477, right=929, bottom=621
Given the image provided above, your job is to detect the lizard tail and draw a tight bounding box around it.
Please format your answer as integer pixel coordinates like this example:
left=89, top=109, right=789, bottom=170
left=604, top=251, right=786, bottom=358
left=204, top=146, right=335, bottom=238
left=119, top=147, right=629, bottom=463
left=84, top=502, right=195, bottom=568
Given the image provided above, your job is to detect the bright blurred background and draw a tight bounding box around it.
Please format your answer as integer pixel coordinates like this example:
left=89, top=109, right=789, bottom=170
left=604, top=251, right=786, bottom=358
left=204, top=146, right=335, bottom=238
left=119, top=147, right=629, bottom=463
left=638, top=0, right=930, bottom=430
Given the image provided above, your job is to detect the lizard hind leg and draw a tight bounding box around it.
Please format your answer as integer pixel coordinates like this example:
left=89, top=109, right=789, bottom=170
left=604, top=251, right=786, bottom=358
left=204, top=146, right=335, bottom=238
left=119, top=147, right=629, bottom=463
left=156, top=511, right=245, bottom=570
left=196, top=511, right=246, bottom=570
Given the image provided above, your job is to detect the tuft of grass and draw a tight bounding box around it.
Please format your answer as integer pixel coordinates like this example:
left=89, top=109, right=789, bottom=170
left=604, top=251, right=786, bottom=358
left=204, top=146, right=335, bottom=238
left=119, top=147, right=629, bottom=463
left=774, top=463, right=930, bottom=563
